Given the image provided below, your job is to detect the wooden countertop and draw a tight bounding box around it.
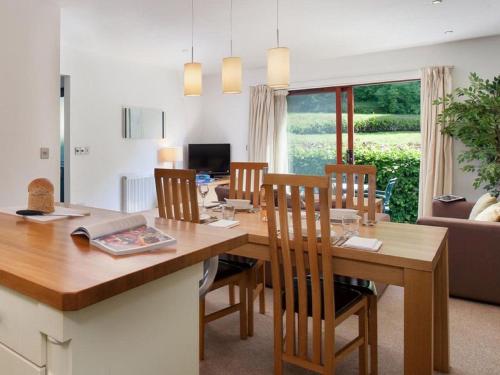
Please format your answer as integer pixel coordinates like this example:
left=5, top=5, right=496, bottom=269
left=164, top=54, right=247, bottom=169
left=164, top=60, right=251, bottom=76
left=0, top=207, right=247, bottom=311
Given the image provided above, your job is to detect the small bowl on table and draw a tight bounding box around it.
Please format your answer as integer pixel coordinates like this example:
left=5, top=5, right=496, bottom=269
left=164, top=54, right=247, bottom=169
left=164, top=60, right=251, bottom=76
left=224, top=198, right=253, bottom=212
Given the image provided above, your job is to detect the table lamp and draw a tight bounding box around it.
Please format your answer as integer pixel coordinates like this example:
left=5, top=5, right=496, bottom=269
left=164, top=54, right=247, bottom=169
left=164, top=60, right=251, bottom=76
left=158, top=147, right=183, bottom=169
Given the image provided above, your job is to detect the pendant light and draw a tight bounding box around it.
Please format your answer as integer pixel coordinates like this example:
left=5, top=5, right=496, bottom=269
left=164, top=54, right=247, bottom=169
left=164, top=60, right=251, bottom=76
left=267, top=0, right=290, bottom=89
left=222, top=0, right=242, bottom=94
left=184, top=0, right=202, bottom=96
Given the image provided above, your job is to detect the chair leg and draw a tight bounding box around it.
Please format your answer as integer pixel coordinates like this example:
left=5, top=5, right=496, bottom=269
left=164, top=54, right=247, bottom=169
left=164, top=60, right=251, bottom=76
left=368, top=294, right=378, bottom=375
left=239, top=276, right=248, bottom=340
left=247, top=269, right=255, bottom=337
left=229, top=283, right=236, bottom=305
left=258, top=262, right=266, bottom=314
left=358, top=304, right=369, bottom=375
left=199, top=296, right=206, bottom=361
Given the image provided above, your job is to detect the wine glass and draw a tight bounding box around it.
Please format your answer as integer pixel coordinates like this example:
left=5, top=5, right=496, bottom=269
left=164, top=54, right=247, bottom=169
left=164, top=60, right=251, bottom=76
left=198, top=184, right=209, bottom=213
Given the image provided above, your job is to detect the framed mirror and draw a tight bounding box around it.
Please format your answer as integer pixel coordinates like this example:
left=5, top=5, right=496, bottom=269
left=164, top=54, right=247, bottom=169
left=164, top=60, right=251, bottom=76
left=123, top=107, right=165, bottom=139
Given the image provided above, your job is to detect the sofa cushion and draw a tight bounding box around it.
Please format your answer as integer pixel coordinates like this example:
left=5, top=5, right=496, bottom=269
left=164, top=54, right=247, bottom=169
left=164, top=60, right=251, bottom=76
left=469, top=193, right=497, bottom=220
left=474, top=202, right=500, bottom=222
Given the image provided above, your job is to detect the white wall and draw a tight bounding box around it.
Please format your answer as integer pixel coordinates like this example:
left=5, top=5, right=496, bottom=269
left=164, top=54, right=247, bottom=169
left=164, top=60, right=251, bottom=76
left=197, top=35, right=500, bottom=200
left=61, top=47, right=201, bottom=210
left=0, top=0, right=60, bottom=206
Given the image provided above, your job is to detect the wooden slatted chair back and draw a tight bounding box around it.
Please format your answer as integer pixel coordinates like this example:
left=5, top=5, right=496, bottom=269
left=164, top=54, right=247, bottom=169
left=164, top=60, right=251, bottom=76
left=229, top=162, right=269, bottom=207
left=324, top=164, right=377, bottom=223
left=154, top=168, right=200, bottom=223
left=263, top=173, right=336, bottom=373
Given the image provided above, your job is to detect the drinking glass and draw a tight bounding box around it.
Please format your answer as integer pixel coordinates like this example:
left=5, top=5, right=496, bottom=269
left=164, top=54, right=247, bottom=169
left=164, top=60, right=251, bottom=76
left=222, top=205, right=236, bottom=221
left=342, top=214, right=361, bottom=238
left=198, top=184, right=209, bottom=213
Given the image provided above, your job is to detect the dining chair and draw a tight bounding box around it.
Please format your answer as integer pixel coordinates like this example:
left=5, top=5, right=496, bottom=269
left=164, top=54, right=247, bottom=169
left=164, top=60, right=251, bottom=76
left=227, top=161, right=268, bottom=336
left=263, top=173, right=377, bottom=374
left=324, top=164, right=379, bottom=373
left=376, top=177, right=398, bottom=214
left=155, top=168, right=200, bottom=222
left=154, top=168, right=249, bottom=361
left=324, top=164, right=378, bottom=223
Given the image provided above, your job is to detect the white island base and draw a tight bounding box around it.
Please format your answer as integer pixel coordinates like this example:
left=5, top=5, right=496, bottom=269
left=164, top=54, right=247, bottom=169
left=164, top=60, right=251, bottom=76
left=0, top=263, right=202, bottom=375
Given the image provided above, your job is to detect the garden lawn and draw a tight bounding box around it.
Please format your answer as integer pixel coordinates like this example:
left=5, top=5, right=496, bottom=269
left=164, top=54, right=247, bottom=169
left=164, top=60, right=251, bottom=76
left=288, top=132, right=421, bottom=147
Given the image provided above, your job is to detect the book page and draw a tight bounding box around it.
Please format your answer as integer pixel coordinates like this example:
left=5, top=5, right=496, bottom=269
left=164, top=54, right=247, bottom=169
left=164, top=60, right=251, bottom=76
left=72, top=214, right=147, bottom=239
left=92, top=225, right=175, bottom=254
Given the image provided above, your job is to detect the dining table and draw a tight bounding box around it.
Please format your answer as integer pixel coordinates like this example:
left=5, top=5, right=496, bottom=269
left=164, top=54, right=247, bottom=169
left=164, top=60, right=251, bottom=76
left=225, top=210, right=450, bottom=375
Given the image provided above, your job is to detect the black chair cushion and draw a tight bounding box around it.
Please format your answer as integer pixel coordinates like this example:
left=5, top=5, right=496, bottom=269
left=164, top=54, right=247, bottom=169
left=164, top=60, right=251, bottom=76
left=215, top=259, right=253, bottom=282
left=334, top=275, right=377, bottom=296
left=282, top=276, right=363, bottom=318
left=218, top=254, right=257, bottom=269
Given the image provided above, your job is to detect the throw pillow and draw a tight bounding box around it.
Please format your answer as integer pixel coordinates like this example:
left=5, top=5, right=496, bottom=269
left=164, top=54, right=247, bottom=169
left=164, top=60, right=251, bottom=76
left=474, top=202, right=500, bottom=222
left=469, top=193, right=497, bottom=220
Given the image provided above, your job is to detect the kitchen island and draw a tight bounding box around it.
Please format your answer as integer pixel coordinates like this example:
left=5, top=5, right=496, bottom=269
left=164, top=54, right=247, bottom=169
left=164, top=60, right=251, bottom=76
left=0, top=207, right=246, bottom=375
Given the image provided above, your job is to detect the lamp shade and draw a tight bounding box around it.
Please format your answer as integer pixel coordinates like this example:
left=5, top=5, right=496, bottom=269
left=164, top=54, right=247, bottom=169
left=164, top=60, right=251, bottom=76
left=184, top=62, right=202, bottom=96
left=267, top=47, right=290, bottom=89
left=158, top=147, right=183, bottom=163
left=222, top=57, right=242, bottom=94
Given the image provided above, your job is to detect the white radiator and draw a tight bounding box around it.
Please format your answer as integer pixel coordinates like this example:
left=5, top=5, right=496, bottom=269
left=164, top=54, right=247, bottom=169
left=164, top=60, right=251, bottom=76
left=121, top=175, right=157, bottom=213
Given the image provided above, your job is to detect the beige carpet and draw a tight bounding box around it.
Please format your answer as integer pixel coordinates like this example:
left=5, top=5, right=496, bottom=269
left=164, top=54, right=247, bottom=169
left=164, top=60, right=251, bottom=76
left=200, top=286, right=500, bottom=375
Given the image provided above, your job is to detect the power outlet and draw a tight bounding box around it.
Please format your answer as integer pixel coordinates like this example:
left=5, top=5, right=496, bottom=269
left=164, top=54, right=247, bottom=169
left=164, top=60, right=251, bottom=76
left=40, top=147, right=49, bottom=159
left=75, top=147, right=90, bottom=156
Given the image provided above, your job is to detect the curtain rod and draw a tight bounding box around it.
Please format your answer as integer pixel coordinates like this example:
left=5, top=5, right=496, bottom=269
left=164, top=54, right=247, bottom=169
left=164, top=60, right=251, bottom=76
left=287, top=66, right=455, bottom=91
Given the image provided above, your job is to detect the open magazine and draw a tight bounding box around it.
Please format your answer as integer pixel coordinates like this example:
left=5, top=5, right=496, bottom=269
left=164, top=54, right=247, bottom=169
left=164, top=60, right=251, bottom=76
left=71, top=214, right=176, bottom=256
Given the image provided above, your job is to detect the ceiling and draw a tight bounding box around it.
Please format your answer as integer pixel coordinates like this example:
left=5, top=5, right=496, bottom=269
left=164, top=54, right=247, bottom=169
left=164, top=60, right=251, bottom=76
left=59, top=0, right=500, bottom=73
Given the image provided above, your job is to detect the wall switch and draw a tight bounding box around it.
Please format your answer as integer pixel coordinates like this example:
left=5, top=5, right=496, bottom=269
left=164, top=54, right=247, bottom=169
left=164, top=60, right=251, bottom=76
left=40, top=147, right=49, bottom=159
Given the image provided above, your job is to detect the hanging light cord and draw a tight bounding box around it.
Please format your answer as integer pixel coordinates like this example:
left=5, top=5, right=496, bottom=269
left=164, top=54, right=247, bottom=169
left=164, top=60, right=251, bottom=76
left=276, top=0, right=280, bottom=47
left=230, top=0, right=233, bottom=56
left=191, top=0, right=194, bottom=62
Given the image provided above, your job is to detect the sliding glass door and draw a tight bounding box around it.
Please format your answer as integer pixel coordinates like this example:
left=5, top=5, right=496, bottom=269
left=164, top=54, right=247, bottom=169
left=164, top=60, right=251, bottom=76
left=286, top=80, right=422, bottom=223
left=287, top=87, right=352, bottom=175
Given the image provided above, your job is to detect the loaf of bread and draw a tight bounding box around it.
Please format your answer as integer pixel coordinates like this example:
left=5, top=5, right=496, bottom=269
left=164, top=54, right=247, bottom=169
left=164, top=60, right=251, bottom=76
left=28, top=178, right=55, bottom=213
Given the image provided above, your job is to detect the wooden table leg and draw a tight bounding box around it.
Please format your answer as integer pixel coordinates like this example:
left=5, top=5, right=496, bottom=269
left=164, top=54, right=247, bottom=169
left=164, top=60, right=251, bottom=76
left=404, top=268, right=433, bottom=375
left=433, top=242, right=450, bottom=372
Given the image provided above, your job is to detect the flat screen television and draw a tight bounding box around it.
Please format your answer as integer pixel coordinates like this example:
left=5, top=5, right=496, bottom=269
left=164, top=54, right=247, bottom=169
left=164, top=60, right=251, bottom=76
left=188, top=143, right=230, bottom=176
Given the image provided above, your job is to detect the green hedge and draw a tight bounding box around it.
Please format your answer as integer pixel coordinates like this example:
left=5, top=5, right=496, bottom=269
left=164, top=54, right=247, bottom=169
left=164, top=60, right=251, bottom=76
left=355, top=116, right=420, bottom=133
left=289, top=145, right=420, bottom=223
left=288, top=114, right=420, bottom=135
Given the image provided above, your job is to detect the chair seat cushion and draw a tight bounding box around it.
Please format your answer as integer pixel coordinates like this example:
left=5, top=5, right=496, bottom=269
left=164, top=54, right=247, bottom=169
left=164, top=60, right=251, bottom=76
left=218, top=254, right=257, bottom=269
left=214, top=259, right=252, bottom=281
left=282, top=276, right=363, bottom=318
left=334, top=275, right=377, bottom=295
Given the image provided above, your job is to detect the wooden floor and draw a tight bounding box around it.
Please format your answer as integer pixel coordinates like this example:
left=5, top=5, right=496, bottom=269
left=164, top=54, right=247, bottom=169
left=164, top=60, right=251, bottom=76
left=200, top=285, right=500, bottom=375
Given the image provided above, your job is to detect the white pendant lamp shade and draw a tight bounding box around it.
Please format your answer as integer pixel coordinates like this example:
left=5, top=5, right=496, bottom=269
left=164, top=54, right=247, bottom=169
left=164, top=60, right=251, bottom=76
left=184, top=62, right=202, bottom=96
left=267, top=47, right=289, bottom=89
left=222, top=57, right=242, bottom=94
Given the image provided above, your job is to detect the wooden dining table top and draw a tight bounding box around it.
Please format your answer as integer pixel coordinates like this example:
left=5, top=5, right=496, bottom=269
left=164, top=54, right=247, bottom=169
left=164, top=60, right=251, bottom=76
left=0, top=206, right=247, bottom=311
left=230, top=211, right=448, bottom=273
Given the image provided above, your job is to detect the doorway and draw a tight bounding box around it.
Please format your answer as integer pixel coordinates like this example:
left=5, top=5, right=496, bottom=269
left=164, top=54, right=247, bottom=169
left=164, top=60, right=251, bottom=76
left=60, top=75, right=71, bottom=203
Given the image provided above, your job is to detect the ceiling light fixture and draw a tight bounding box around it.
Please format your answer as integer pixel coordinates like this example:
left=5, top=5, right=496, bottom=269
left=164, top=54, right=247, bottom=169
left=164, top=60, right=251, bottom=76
left=222, top=0, right=242, bottom=94
left=267, top=0, right=290, bottom=89
left=432, top=0, right=443, bottom=4
left=184, top=0, right=202, bottom=96
left=444, top=30, right=454, bottom=34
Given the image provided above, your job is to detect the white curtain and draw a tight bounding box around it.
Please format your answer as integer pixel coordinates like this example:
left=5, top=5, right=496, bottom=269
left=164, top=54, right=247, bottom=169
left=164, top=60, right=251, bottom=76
left=418, top=66, right=453, bottom=217
left=248, top=85, right=289, bottom=172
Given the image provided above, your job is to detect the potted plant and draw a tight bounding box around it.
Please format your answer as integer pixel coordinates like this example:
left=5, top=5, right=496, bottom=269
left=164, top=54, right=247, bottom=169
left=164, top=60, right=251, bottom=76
left=435, top=73, right=500, bottom=197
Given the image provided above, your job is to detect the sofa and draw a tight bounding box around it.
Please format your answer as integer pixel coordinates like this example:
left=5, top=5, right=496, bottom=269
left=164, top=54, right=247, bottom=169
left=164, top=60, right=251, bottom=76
left=417, top=200, right=500, bottom=305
